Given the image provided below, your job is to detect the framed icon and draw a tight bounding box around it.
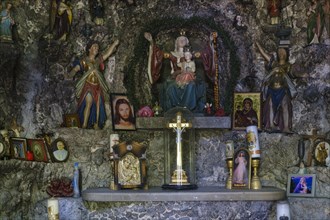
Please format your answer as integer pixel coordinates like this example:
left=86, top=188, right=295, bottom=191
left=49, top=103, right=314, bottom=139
left=287, top=174, right=316, bottom=197
left=113, top=141, right=147, bottom=189
left=314, top=140, right=329, bottom=166
left=63, top=114, right=81, bottom=128
left=49, top=138, right=69, bottom=162
left=232, top=148, right=251, bottom=189
left=10, top=138, right=28, bottom=160
left=27, top=139, right=49, bottom=162
left=110, top=93, right=136, bottom=131
left=232, top=92, right=262, bottom=130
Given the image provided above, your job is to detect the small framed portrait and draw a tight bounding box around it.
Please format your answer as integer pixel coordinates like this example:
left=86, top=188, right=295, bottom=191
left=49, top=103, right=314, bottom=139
left=287, top=174, right=316, bottom=197
left=63, top=114, right=81, bottom=128
left=10, top=138, right=28, bottom=160
left=232, top=92, right=262, bottom=130
left=314, top=140, right=330, bottom=166
left=110, top=93, right=136, bottom=131
left=232, top=148, right=251, bottom=189
left=49, top=138, right=69, bottom=162
left=27, top=139, right=49, bottom=162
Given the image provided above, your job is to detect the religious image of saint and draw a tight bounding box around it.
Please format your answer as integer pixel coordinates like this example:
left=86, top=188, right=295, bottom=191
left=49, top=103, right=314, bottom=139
left=234, top=98, right=258, bottom=128
left=67, top=39, right=119, bottom=129
left=144, top=31, right=216, bottom=113
left=32, top=143, right=43, bottom=161
left=53, top=140, right=68, bottom=161
left=118, top=153, right=141, bottom=186
left=315, top=141, right=329, bottom=165
left=233, top=151, right=248, bottom=186
left=113, top=98, right=135, bottom=130
left=0, top=2, right=15, bottom=42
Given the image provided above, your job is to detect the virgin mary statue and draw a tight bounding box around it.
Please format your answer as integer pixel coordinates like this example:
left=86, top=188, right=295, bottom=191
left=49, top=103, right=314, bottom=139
left=144, top=32, right=216, bottom=113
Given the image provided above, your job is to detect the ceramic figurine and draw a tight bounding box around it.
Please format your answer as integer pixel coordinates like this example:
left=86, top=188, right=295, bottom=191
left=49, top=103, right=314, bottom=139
left=0, top=2, right=15, bottom=42
left=50, top=0, right=72, bottom=41
left=89, top=0, right=104, bottom=25
left=267, top=0, right=281, bottom=25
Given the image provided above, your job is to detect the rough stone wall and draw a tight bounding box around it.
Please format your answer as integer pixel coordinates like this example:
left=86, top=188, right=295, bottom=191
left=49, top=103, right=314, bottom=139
left=0, top=0, right=329, bottom=219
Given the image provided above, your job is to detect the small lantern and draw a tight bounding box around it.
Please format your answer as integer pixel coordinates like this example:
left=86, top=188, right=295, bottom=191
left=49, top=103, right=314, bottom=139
left=162, top=107, right=197, bottom=190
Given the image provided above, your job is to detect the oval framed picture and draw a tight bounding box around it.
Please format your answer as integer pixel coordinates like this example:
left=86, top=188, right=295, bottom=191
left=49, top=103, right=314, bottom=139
left=50, top=138, right=69, bottom=162
left=314, top=140, right=329, bottom=166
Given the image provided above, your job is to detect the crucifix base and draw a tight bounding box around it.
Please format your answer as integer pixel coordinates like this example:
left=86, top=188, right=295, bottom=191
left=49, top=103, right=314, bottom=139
left=171, top=169, right=188, bottom=183
left=162, top=183, right=198, bottom=190
left=162, top=169, right=198, bottom=190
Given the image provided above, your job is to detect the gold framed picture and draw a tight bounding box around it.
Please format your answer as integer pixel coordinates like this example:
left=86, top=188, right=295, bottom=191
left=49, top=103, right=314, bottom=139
left=110, top=93, right=136, bottom=131
left=27, top=139, right=49, bottom=162
left=314, top=140, right=329, bottom=166
left=63, top=114, right=81, bottom=128
left=232, top=148, right=251, bottom=189
left=10, top=138, right=28, bottom=160
left=232, top=92, right=262, bottom=130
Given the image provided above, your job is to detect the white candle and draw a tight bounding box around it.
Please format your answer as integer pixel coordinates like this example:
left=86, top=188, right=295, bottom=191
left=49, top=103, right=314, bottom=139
left=246, top=125, right=261, bottom=158
left=225, top=140, right=234, bottom=159
left=276, top=201, right=290, bottom=220
left=47, top=198, right=59, bottom=220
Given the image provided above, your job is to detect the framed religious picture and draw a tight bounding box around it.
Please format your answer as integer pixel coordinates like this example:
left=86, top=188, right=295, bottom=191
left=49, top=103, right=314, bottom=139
left=10, top=138, right=28, bottom=160
left=49, top=138, right=69, bottom=162
left=63, top=114, right=81, bottom=128
left=27, top=139, right=49, bottom=162
left=110, top=93, right=136, bottom=131
left=232, top=148, right=251, bottom=189
left=314, top=140, right=330, bottom=166
left=287, top=174, right=316, bottom=197
left=112, top=141, right=147, bottom=189
left=232, top=92, right=262, bottom=130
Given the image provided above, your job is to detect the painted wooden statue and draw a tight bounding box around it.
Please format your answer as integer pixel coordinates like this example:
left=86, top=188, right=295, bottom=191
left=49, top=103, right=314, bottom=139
left=0, top=2, right=15, bottom=42
left=144, top=31, right=216, bottom=113
left=66, top=40, right=119, bottom=129
left=256, top=42, right=297, bottom=133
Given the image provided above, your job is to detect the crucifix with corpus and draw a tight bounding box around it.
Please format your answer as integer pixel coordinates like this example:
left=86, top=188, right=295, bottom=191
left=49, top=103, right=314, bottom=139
left=167, top=111, right=192, bottom=185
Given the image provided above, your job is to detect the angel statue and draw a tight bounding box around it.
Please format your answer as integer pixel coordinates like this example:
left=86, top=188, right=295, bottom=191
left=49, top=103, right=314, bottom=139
left=144, top=31, right=216, bottom=113
left=50, top=0, right=72, bottom=41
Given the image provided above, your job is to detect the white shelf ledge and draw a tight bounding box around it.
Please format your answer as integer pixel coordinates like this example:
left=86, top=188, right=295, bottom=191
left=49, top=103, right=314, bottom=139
left=82, top=186, right=285, bottom=202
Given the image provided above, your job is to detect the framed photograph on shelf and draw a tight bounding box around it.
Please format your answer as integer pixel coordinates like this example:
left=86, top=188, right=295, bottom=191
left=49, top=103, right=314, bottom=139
left=232, top=92, right=262, bottom=130
left=27, top=139, right=49, bottom=162
left=49, top=138, right=69, bottom=162
left=10, top=138, right=28, bottom=160
left=287, top=174, right=316, bottom=197
left=314, top=140, right=329, bottom=166
left=232, top=148, right=251, bottom=189
left=110, top=93, right=136, bottom=131
left=63, top=113, right=81, bottom=128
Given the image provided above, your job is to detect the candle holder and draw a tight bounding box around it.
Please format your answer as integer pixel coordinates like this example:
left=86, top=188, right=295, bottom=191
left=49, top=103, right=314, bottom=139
left=226, top=158, right=233, bottom=189
left=47, top=198, right=59, bottom=220
left=251, top=158, right=262, bottom=189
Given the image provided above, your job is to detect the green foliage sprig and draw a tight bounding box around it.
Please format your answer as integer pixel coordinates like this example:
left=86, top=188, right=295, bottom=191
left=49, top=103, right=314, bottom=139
left=124, top=16, right=240, bottom=114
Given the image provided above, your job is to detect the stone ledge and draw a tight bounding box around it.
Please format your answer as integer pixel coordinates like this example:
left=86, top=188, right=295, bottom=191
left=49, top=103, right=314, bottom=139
left=136, top=116, right=231, bottom=130
left=82, top=186, right=285, bottom=202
